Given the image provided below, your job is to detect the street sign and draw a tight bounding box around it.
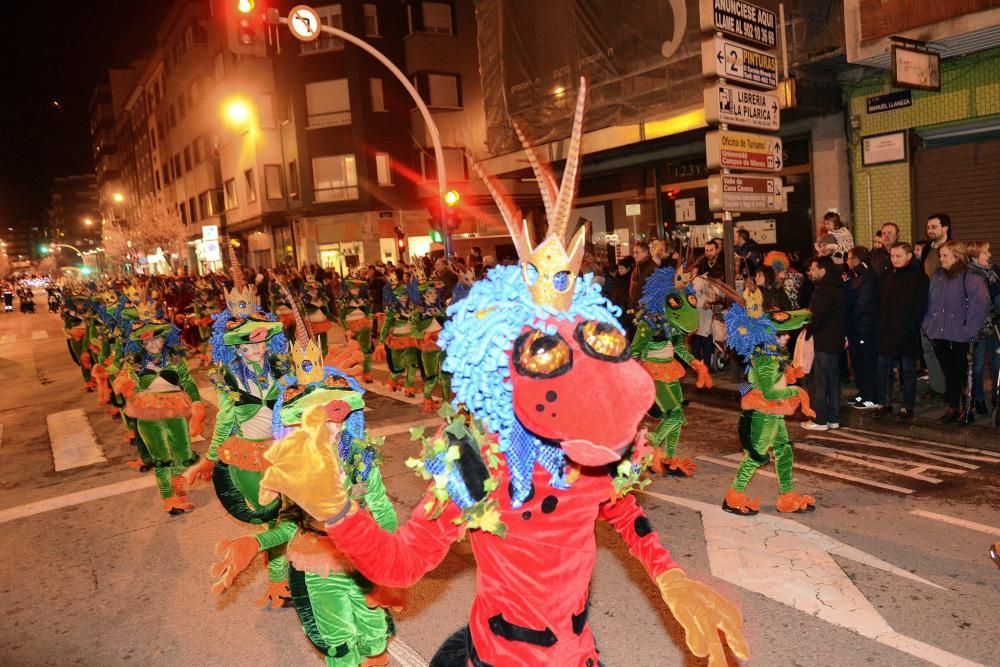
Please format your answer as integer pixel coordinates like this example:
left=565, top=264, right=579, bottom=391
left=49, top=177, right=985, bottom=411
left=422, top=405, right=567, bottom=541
left=625, top=203, right=642, bottom=216
left=699, top=0, right=777, bottom=49
left=202, top=240, right=221, bottom=263
left=707, top=174, right=785, bottom=212
left=702, top=36, right=777, bottom=90
left=288, top=5, right=321, bottom=42
left=201, top=224, right=218, bottom=242
left=706, top=130, right=783, bottom=172
left=704, top=83, right=780, bottom=131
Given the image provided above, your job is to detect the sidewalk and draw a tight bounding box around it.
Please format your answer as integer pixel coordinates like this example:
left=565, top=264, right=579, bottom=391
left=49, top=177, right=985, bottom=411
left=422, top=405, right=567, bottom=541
left=690, top=368, right=1000, bottom=452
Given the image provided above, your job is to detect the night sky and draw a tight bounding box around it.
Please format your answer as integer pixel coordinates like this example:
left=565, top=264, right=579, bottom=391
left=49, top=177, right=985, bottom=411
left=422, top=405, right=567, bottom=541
left=0, top=1, right=171, bottom=226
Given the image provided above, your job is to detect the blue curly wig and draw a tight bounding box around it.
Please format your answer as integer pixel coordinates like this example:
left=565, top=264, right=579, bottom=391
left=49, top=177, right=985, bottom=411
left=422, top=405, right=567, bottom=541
left=209, top=305, right=287, bottom=367
left=639, top=267, right=678, bottom=315
left=724, top=303, right=779, bottom=360
left=122, top=324, right=184, bottom=364
left=439, top=264, right=623, bottom=507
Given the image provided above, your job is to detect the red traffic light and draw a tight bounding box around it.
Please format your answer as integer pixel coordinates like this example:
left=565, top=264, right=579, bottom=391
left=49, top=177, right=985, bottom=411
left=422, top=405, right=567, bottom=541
left=444, top=190, right=460, bottom=207
left=237, top=0, right=255, bottom=13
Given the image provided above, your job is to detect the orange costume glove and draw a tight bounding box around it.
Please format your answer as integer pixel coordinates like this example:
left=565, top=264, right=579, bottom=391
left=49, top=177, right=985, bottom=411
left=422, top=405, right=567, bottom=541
left=210, top=535, right=260, bottom=595
left=796, top=387, right=815, bottom=419
left=112, top=375, right=137, bottom=399
left=365, top=585, right=407, bottom=612
left=91, top=365, right=111, bottom=404
left=372, top=344, right=387, bottom=363
left=689, top=359, right=714, bottom=389
left=79, top=352, right=93, bottom=370
left=182, top=457, right=216, bottom=487
left=323, top=339, right=364, bottom=376
left=656, top=569, right=749, bottom=667
left=784, top=364, right=805, bottom=384
left=189, top=401, right=206, bottom=438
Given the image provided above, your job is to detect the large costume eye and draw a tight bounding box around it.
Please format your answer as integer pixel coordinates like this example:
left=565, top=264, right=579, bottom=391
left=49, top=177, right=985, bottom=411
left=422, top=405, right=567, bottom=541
left=666, top=294, right=683, bottom=310
left=575, top=321, right=630, bottom=361
left=686, top=294, right=698, bottom=308
left=513, top=329, right=573, bottom=378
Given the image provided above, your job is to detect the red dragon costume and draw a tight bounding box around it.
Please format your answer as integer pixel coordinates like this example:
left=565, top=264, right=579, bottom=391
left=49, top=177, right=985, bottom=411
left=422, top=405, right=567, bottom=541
left=257, top=79, right=748, bottom=666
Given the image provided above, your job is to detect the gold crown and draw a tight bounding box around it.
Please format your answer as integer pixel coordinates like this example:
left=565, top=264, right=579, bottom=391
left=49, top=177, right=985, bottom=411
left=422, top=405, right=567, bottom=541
left=226, top=285, right=256, bottom=318
left=123, top=285, right=141, bottom=302
left=136, top=300, right=158, bottom=321
left=292, top=339, right=325, bottom=385
left=743, top=287, right=764, bottom=319
left=469, top=77, right=589, bottom=312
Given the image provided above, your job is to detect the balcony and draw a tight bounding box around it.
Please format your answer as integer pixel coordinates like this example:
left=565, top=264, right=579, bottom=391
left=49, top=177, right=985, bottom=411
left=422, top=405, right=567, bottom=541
left=314, top=186, right=359, bottom=202
left=306, top=111, right=352, bottom=129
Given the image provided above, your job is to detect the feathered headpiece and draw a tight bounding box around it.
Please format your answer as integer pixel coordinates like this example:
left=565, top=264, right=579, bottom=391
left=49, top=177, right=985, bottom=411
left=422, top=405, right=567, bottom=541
left=278, top=280, right=324, bottom=385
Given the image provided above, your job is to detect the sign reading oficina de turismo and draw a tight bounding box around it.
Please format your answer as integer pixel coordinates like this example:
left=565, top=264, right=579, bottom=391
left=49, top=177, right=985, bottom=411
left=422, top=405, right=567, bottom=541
left=702, top=36, right=777, bottom=90
left=699, top=0, right=777, bottom=49
left=704, top=83, right=780, bottom=131
left=705, top=130, right=782, bottom=172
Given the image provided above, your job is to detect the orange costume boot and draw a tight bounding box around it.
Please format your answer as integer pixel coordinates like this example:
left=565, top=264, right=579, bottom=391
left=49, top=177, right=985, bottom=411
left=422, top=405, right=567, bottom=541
left=775, top=491, right=816, bottom=513
left=722, top=488, right=761, bottom=516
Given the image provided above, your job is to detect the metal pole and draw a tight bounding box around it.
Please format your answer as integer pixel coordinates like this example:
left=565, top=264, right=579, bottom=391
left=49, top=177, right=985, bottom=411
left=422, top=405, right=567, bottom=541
left=278, top=18, right=452, bottom=257
left=653, top=164, right=666, bottom=240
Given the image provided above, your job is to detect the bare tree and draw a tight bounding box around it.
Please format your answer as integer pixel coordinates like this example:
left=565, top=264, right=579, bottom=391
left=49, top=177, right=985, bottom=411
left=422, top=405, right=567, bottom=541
left=102, top=196, right=189, bottom=273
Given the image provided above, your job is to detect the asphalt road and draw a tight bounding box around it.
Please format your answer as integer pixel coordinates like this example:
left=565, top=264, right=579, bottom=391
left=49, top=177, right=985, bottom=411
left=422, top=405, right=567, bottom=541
left=1, top=299, right=998, bottom=666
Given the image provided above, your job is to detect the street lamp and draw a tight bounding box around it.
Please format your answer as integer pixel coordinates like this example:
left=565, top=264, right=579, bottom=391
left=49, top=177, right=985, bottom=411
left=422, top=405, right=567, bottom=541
left=223, top=97, right=252, bottom=127
left=112, top=192, right=124, bottom=203
left=82, top=217, right=93, bottom=226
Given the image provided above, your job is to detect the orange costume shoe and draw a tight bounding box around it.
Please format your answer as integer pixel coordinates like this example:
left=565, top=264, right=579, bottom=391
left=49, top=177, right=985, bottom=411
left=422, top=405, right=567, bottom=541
left=403, top=387, right=417, bottom=398
left=361, top=651, right=390, bottom=667
left=775, top=491, right=816, bottom=513
left=422, top=397, right=439, bottom=414
left=162, top=495, right=194, bottom=514
left=386, top=378, right=401, bottom=392
left=665, top=457, right=696, bottom=477
left=362, top=372, right=373, bottom=383
left=722, top=488, right=761, bottom=516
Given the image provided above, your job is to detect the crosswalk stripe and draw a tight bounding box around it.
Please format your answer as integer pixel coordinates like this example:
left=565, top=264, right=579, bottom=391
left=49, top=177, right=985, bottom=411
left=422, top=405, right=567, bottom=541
left=721, top=452, right=915, bottom=493
left=46, top=409, right=106, bottom=471
left=910, top=510, right=1000, bottom=537
left=387, top=636, right=429, bottom=667
left=364, top=379, right=424, bottom=405
left=795, top=443, right=943, bottom=483
left=845, top=427, right=1000, bottom=459
left=0, top=334, right=14, bottom=344
left=0, top=476, right=156, bottom=525
left=369, top=417, right=441, bottom=438
left=695, top=455, right=778, bottom=478
left=31, top=330, right=48, bottom=340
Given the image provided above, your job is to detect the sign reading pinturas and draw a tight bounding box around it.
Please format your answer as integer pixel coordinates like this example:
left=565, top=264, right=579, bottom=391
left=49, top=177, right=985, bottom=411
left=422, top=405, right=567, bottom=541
left=700, top=0, right=777, bottom=49
left=707, top=174, right=785, bottom=213
left=702, top=36, right=777, bottom=90
left=704, top=84, right=780, bottom=131
left=706, top=130, right=782, bottom=172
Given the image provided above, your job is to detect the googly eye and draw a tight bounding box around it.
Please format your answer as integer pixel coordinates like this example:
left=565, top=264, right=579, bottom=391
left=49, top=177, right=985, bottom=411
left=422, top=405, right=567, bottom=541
left=575, top=321, right=630, bottom=362
left=512, top=329, right=572, bottom=378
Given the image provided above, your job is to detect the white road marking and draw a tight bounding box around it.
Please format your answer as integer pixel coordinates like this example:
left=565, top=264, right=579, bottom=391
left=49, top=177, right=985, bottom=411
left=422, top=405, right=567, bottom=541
left=695, top=455, right=778, bottom=479
left=363, top=379, right=424, bottom=405
left=795, top=443, right=943, bottom=483
left=46, top=409, right=107, bottom=470
left=721, top=452, right=915, bottom=494
left=31, top=330, right=48, bottom=340
left=910, top=510, right=1000, bottom=537
left=844, top=427, right=1000, bottom=459
left=641, top=491, right=986, bottom=667
left=0, top=334, right=14, bottom=344
left=0, top=476, right=155, bottom=525
left=369, top=417, right=442, bottom=438
left=813, top=432, right=980, bottom=470
left=387, top=636, right=429, bottom=667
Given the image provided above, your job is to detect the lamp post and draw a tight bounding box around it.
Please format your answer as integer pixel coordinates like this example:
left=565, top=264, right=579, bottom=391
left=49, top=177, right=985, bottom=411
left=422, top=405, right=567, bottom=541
left=275, top=11, right=454, bottom=257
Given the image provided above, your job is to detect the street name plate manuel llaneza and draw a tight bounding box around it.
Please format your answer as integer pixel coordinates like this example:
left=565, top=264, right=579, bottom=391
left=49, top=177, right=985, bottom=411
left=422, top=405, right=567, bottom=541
left=708, top=174, right=785, bottom=212
left=700, top=0, right=777, bottom=49
left=704, top=83, right=780, bottom=131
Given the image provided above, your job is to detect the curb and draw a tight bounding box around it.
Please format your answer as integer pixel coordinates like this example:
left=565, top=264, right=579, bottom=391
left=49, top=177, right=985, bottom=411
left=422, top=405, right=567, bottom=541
left=692, top=384, right=1000, bottom=452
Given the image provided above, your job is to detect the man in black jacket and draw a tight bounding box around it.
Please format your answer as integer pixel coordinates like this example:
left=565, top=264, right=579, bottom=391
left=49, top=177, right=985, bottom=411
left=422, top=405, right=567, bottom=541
left=845, top=246, right=880, bottom=409
left=873, top=243, right=929, bottom=421
left=803, top=256, right=845, bottom=431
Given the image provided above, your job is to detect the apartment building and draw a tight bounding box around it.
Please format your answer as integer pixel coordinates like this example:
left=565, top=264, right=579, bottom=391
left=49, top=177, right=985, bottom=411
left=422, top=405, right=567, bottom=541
left=48, top=175, right=100, bottom=251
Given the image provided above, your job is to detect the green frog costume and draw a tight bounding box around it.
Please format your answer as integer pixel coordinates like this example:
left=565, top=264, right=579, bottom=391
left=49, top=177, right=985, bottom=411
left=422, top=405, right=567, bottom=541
left=414, top=281, right=451, bottom=413
left=630, top=267, right=712, bottom=477
left=376, top=283, right=421, bottom=397
left=337, top=279, right=375, bottom=383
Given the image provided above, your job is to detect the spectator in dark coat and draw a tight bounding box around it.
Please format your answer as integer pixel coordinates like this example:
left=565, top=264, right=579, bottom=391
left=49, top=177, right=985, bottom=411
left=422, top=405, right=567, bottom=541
left=923, top=240, right=991, bottom=424
left=608, top=256, right=635, bottom=315
left=802, top=256, right=845, bottom=431
left=874, top=243, right=928, bottom=421
left=693, top=239, right=725, bottom=281
left=628, top=241, right=657, bottom=311
left=754, top=265, right=791, bottom=312
left=845, top=247, right=880, bottom=409
left=734, top=229, right=762, bottom=276
left=870, top=223, right=898, bottom=276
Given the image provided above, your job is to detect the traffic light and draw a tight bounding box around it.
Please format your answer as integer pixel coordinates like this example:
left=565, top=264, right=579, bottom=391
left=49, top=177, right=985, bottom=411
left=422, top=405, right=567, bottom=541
left=394, top=226, right=407, bottom=255
left=39, top=245, right=49, bottom=254
left=444, top=189, right=460, bottom=207
left=429, top=228, right=443, bottom=244
left=227, top=0, right=267, bottom=57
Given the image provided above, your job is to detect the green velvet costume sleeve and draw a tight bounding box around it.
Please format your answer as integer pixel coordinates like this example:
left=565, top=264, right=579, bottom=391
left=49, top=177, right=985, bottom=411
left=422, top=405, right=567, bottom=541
left=362, top=466, right=398, bottom=533
left=753, top=356, right=800, bottom=400
left=174, top=360, right=202, bottom=402
left=337, top=304, right=348, bottom=329
left=671, top=332, right=696, bottom=365
left=631, top=320, right=652, bottom=359
left=208, top=391, right=237, bottom=460
left=255, top=519, right=297, bottom=551
left=379, top=310, right=396, bottom=342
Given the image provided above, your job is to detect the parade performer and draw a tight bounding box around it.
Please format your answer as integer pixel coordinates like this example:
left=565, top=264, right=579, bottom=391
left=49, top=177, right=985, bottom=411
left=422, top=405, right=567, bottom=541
left=257, top=80, right=748, bottom=667
left=337, top=279, right=375, bottom=383
left=630, top=267, right=712, bottom=477
left=61, top=288, right=95, bottom=391
left=190, top=278, right=223, bottom=366
left=375, top=283, right=421, bottom=397
left=303, top=275, right=335, bottom=356
left=184, top=264, right=296, bottom=605
left=414, top=281, right=451, bottom=413
left=113, top=299, right=205, bottom=513
left=212, top=302, right=399, bottom=665
left=721, top=298, right=817, bottom=516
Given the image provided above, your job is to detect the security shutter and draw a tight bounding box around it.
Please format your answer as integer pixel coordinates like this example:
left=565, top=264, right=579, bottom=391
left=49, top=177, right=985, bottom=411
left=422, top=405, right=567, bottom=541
left=912, top=138, right=1000, bottom=250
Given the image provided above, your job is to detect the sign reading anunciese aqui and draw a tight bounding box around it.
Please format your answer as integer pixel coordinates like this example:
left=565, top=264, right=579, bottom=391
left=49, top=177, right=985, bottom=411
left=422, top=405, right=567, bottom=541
left=700, top=0, right=777, bottom=49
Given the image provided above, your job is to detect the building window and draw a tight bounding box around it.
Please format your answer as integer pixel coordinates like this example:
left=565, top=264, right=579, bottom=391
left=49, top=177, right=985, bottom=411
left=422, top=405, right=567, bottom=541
left=179, top=201, right=188, bottom=225
left=189, top=196, right=198, bottom=222
left=214, top=51, right=225, bottom=81
left=149, top=129, right=157, bottom=150
left=162, top=161, right=171, bottom=185
left=301, top=5, right=344, bottom=54
left=363, top=3, right=380, bottom=37
left=155, top=170, right=162, bottom=191
left=258, top=94, right=275, bottom=128
left=375, top=153, right=393, bottom=185
left=168, top=103, right=177, bottom=128
left=264, top=164, right=283, bottom=199
left=422, top=2, right=454, bottom=35
left=198, top=191, right=210, bottom=217
left=224, top=179, right=238, bottom=210
left=183, top=146, right=192, bottom=171
left=421, top=147, right=467, bottom=182
left=305, top=79, right=351, bottom=128
left=174, top=154, right=183, bottom=178
left=370, top=78, right=386, bottom=112
left=414, top=72, right=462, bottom=108
left=245, top=168, right=257, bottom=203
left=193, top=136, right=202, bottom=163
left=312, top=154, right=358, bottom=201
left=288, top=160, right=299, bottom=198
